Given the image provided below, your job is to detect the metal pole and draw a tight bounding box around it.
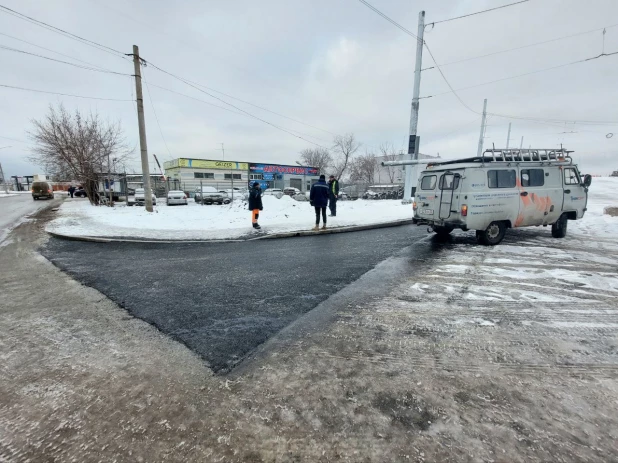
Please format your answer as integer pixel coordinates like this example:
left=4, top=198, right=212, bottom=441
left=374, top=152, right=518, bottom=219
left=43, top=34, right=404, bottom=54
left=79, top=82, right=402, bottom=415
left=132, top=45, right=154, bottom=212
left=506, top=122, right=512, bottom=150
left=0, top=163, right=8, bottom=194
left=476, top=99, right=488, bottom=157
left=403, top=10, right=425, bottom=203
left=221, top=143, right=225, bottom=161
left=231, top=165, right=234, bottom=202
left=200, top=180, right=204, bottom=205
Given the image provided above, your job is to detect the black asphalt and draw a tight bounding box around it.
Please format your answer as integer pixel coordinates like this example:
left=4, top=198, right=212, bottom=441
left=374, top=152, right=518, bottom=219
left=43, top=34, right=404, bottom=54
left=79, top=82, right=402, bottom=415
left=43, top=225, right=428, bottom=373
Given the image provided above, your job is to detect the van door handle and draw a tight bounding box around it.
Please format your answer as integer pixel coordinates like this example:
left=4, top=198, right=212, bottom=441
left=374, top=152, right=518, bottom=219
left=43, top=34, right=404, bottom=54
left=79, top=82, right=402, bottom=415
left=520, top=192, right=528, bottom=197
left=564, top=189, right=571, bottom=194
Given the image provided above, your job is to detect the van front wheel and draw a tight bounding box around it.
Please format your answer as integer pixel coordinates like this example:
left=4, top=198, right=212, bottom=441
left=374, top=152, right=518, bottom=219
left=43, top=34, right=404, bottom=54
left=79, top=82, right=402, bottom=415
left=551, top=213, right=568, bottom=238
left=477, top=221, right=506, bottom=246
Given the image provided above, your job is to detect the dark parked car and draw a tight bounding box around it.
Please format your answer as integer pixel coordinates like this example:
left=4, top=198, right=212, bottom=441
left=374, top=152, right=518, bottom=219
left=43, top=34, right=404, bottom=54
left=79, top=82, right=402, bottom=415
left=74, top=187, right=87, bottom=198
left=32, top=181, right=54, bottom=200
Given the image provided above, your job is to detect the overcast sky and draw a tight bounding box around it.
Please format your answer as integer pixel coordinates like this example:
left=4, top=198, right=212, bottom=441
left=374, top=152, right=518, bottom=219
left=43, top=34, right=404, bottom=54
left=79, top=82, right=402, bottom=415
left=1, top=0, right=617, bottom=180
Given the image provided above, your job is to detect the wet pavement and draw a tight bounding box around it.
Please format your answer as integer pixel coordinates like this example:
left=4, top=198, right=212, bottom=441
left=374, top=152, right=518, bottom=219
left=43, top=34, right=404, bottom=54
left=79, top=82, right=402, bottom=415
left=43, top=225, right=428, bottom=373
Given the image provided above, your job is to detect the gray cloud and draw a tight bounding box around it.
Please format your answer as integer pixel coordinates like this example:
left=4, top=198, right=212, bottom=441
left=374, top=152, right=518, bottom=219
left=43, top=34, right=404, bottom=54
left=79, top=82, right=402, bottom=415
left=0, top=0, right=616, bottom=180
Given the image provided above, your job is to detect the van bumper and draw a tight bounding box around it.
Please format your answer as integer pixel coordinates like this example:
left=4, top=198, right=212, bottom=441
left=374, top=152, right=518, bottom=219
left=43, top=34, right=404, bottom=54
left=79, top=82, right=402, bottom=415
left=413, top=216, right=468, bottom=231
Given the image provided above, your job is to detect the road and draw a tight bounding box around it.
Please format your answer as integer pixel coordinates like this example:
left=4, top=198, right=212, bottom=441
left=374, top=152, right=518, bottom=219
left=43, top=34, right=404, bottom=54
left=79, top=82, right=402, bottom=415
left=0, top=194, right=59, bottom=243
left=43, top=225, right=429, bottom=373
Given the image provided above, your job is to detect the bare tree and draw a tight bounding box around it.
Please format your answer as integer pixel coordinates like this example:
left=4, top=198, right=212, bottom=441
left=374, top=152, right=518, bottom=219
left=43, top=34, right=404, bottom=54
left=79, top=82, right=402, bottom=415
left=349, top=150, right=377, bottom=184
left=331, top=133, right=360, bottom=180
left=29, top=104, right=132, bottom=205
left=298, top=147, right=332, bottom=174
left=379, top=142, right=401, bottom=184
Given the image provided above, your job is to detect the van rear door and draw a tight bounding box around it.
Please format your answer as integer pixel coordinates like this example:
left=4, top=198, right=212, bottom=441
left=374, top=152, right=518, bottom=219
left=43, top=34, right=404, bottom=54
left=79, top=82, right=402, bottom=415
left=415, top=173, right=439, bottom=221
left=561, top=167, right=587, bottom=219
left=437, top=171, right=462, bottom=220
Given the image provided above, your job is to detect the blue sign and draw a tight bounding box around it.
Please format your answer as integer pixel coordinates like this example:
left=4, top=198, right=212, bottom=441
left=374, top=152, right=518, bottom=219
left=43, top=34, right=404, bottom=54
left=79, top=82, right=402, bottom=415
left=263, top=173, right=274, bottom=181
left=249, top=164, right=319, bottom=176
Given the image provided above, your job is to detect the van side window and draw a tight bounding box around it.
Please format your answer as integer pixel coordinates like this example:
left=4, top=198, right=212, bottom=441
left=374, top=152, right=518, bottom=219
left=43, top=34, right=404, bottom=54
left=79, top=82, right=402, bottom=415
left=439, top=174, right=459, bottom=190
left=521, top=169, right=544, bottom=187
left=564, top=168, right=580, bottom=185
left=487, top=170, right=516, bottom=188
left=421, top=175, right=436, bottom=190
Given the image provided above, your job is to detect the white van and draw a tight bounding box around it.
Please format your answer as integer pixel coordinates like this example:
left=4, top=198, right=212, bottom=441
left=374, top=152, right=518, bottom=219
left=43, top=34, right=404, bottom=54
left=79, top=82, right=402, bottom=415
left=413, top=149, right=592, bottom=245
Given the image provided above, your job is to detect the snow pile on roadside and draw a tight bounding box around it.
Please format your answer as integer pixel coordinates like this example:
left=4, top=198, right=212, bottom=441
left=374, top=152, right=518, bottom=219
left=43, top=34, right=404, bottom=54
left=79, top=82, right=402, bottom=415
left=46, top=196, right=414, bottom=240
left=570, top=177, right=618, bottom=239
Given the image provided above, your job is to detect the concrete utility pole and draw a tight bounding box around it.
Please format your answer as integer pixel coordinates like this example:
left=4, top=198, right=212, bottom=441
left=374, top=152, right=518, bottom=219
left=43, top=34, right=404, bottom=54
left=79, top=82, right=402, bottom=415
left=477, top=99, right=488, bottom=157
left=0, top=162, right=8, bottom=194
left=506, top=122, right=512, bottom=150
left=132, top=45, right=154, bottom=212
left=403, top=10, right=425, bottom=204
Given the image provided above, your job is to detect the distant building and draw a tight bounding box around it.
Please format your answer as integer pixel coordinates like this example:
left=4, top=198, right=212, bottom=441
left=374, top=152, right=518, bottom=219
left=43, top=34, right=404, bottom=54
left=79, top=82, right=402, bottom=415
left=163, top=158, right=320, bottom=193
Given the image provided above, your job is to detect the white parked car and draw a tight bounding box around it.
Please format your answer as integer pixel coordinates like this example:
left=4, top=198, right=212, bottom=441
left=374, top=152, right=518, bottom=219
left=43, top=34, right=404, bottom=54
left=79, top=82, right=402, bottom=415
left=133, top=188, right=156, bottom=206
left=195, top=186, right=230, bottom=205
left=166, top=190, right=188, bottom=206
left=264, top=188, right=284, bottom=199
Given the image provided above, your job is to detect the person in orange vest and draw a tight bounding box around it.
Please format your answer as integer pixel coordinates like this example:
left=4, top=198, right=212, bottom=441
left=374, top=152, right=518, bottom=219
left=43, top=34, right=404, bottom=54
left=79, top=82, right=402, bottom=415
left=248, top=182, right=263, bottom=229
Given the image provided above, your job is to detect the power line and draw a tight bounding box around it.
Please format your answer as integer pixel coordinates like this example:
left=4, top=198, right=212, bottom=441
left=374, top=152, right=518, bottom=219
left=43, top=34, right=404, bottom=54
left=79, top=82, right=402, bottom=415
left=356, top=0, right=418, bottom=38
left=354, top=0, right=618, bottom=130
left=423, top=42, right=479, bottom=115
left=423, top=51, right=618, bottom=102
left=2, top=4, right=337, bottom=141
left=143, top=70, right=173, bottom=159
left=144, top=81, right=330, bottom=144
left=0, top=4, right=127, bottom=60
left=185, top=79, right=339, bottom=137
left=431, top=0, right=530, bottom=25
left=426, top=23, right=618, bottom=68
left=144, top=60, right=329, bottom=148
left=0, top=44, right=130, bottom=76
left=0, top=31, right=117, bottom=72
left=0, top=83, right=133, bottom=101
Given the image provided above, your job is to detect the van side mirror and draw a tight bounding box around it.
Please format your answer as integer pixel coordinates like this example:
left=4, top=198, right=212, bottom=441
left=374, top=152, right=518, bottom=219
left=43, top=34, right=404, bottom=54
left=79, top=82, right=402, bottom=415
left=583, top=174, right=592, bottom=188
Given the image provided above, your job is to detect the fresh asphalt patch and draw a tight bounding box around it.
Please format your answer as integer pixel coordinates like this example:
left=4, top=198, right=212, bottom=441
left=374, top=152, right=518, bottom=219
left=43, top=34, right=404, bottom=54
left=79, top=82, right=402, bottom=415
left=42, top=225, right=428, bottom=373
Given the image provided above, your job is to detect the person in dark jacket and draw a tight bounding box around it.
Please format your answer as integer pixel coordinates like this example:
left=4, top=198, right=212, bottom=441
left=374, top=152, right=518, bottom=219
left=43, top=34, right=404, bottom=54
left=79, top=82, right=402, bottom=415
left=248, top=182, right=263, bottom=229
left=309, top=174, right=330, bottom=230
left=328, top=175, right=340, bottom=216
left=68, top=185, right=76, bottom=198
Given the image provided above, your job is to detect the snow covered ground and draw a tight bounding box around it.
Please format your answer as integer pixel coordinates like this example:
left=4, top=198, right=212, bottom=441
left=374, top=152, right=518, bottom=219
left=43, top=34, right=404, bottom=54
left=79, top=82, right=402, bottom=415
left=46, top=195, right=414, bottom=240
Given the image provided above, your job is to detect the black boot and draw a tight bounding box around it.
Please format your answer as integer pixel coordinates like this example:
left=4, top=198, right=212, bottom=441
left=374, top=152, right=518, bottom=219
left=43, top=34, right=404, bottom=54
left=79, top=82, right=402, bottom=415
left=253, top=223, right=261, bottom=230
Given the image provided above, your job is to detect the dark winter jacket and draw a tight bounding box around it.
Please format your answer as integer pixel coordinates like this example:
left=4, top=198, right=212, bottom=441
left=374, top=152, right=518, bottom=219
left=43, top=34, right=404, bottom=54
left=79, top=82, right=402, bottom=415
left=310, top=180, right=330, bottom=208
left=328, top=179, right=340, bottom=200
left=248, top=186, right=263, bottom=210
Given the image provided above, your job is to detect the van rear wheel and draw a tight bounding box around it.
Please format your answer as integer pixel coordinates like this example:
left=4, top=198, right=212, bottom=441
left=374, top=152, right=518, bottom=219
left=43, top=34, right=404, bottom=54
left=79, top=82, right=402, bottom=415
left=477, top=221, right=506, bottom=246
left=551, top=213, right=568, bottom=238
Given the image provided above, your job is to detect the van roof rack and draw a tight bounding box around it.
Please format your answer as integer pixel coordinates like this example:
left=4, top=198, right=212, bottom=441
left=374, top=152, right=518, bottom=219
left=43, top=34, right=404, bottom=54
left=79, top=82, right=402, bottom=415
left=426, top=148, right=573, bottom=166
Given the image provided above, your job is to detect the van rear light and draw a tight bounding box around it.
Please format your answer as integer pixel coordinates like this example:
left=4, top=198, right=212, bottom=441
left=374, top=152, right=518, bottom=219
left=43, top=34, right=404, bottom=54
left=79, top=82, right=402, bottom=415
left=461, top=204, right=468, bottom=216
left=413, top=201, right=417, bottom=210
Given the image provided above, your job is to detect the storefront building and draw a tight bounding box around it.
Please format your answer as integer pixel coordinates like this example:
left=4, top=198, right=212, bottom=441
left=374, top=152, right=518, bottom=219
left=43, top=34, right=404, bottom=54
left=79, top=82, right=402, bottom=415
left=248, top=163, right=320, bottom=192
left=163, top=158, right=320, bottom=194
left=163, top=158, right=250, bottom=193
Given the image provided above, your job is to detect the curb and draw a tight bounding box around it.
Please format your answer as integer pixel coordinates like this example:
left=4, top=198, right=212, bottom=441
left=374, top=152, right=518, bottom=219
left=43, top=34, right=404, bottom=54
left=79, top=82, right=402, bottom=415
left=46, top=219, right=415, bottom=244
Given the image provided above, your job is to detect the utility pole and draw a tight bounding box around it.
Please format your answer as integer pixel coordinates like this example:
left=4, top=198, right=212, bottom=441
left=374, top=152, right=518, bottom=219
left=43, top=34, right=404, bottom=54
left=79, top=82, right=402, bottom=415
left=476, top=99, right=488, bottom=157
left=0, top=163, right=8, bottom=194
left=403, top=10, right=425, bottom=203
left=220, top=143, right=225, bottom=160
left=132, top=45, right=154, bottom=212
left=506, top=122, right=512, bottom=150
left=152, top=153, right=168, bottom=195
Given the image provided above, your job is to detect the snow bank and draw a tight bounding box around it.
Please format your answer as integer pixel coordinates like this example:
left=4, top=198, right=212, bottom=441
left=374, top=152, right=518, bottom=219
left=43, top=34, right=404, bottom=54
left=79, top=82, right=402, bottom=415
left=46, top=195, right=414, bottom=240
